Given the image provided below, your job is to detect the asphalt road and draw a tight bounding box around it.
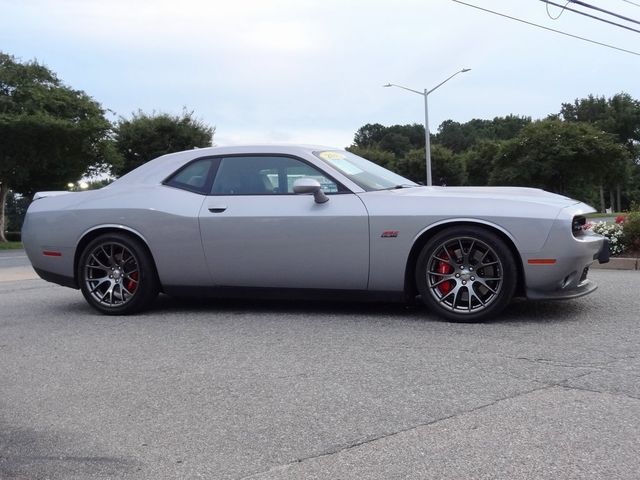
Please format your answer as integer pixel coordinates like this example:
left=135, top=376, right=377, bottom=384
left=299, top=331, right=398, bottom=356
left=1, top=254, right=639, bottom=479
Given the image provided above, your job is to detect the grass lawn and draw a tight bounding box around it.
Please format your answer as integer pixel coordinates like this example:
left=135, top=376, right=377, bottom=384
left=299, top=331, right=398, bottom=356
left=0, top=241, right=23, bottom=250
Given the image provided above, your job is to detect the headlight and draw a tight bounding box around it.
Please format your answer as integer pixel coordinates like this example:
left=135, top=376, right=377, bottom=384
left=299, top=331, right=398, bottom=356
left=572, top=215, right=586, bottom=236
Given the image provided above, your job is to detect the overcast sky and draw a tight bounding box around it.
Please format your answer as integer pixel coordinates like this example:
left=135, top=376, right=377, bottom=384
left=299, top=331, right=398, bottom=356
left=2, top=0, right=639, bottom=148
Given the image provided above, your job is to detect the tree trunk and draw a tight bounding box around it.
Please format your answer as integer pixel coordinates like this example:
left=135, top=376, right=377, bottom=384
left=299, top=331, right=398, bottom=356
left=617, top=184, right=621, bottom=213
left=0, top=182, right=8, bottom=243
left=610, top=189, right=615, bottom=213
left=599, top=185, right=605, bottom=213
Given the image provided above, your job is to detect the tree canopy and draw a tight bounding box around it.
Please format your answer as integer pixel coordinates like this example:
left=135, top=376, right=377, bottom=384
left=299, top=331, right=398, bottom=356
left=348, top=94, right=640, bottom=210
left=0, top=52, right=115, bottom=242
left=114, top=110, right=214, bottom=176
left=560, top=93, right=640, bottom=148
left=490, top=119, right=629, bottom=203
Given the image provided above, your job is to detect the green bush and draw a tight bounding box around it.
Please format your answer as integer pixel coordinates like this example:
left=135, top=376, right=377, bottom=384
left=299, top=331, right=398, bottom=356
left=623, top=210, right=640, bottom=252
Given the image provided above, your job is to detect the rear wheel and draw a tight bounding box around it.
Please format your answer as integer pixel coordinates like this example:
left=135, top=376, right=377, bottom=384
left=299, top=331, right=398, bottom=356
left=78, top=233, right=159, bottom=315
left=415, top=226, right=517, bottom=322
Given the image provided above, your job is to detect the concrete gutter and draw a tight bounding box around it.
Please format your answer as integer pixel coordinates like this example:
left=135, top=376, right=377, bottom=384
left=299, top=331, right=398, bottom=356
left=591, top=257, right=639, bottom=271
left=0, top=266, right=39, bottom=282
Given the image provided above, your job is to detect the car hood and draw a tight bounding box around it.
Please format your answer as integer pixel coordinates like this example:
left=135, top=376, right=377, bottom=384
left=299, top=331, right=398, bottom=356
left=391, top=186, right=580, bottom=208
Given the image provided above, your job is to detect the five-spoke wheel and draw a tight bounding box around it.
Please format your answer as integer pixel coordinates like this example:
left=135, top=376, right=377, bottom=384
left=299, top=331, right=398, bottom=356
left=78, top=233, right=159, bottom=315
left=416, top=226, right=517, bottom=322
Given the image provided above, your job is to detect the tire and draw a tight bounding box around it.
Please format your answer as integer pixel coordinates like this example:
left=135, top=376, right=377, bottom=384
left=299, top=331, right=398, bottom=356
left=78, top=233, right=159, bottom=315
left=415, top=226, right=518, bottom=322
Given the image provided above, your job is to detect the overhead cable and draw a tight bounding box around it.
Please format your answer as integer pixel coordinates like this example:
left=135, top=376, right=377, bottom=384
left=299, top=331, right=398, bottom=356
left=545, top=0, right=571, bottom=19
left=569, top=0, right=640, bottom=25
left=541, top=0, right=640, bottom=34
left=451, top=0, right=640, bottom=57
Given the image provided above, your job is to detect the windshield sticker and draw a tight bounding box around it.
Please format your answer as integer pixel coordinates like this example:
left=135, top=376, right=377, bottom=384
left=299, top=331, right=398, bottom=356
left=318, top=151, right=346, bottom=161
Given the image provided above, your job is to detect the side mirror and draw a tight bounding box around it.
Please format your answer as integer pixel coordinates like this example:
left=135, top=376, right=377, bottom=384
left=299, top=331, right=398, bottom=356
left=293, top=178, right=329, bottom=204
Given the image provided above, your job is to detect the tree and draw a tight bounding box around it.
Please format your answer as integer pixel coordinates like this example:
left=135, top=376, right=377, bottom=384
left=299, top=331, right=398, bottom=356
left=352, top=123, right=388, bottom=149
left=395, top=146, right=466, bottom=186
left=114, top=110, right=214, bottom=176
left=491, top=119, right=628, bottom=205
left=560, top=93, right=640, bottom=147
left=352, top=123, right=425, bottom=152
left=461, top=140, right=502, bottom=186
left=5, top=190, right=30, bottom=236
left=0, top=52, right=116, bottom=242
left=560, top=93, right=640, bottom=209
left=379, top=132, right=412, bottom=157
left=346, top=146, right=396, bottom=171
left=435, top=115, right=531, bottom=153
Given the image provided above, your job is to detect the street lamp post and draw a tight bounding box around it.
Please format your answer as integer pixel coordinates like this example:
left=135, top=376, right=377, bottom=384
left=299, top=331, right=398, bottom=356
left=384, top=68, right=471, bottom=186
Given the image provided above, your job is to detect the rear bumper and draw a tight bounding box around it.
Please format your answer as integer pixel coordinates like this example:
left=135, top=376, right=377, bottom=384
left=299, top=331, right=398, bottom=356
left=33, top=267, right=78, bottom=289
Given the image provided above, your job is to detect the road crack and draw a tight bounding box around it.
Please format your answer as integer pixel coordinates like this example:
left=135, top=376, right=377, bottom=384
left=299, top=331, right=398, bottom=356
left=236, top=384, right=553, bottom=479
left=558, top=383, right=640, bottom=402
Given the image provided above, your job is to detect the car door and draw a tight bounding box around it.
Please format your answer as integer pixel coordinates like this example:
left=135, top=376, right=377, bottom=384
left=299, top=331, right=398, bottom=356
left=198, top=155, right=370, bottom=290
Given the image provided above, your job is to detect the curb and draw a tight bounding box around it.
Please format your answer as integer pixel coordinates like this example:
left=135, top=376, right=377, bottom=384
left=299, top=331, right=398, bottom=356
left=0, top=266, right=39, bottom=282
left=591, top=257, right=639, bottom=271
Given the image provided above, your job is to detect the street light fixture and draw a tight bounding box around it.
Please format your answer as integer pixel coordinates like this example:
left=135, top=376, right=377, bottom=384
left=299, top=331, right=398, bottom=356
left=384, top=68, right=471, bottom=186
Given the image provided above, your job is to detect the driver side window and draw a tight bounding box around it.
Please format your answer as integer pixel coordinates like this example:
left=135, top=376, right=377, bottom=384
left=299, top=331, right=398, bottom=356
left=211, top=156, right=338, bottom=195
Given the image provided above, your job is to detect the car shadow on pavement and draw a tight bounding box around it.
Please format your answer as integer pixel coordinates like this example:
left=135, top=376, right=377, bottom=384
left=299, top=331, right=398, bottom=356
left=146, top=294, right=591, bottom=325
left=152, top=294, right=425, bottom=318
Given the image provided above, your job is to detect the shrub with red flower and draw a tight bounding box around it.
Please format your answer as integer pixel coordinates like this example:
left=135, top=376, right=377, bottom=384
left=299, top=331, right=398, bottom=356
left=616, top=215, right=627, bottom=224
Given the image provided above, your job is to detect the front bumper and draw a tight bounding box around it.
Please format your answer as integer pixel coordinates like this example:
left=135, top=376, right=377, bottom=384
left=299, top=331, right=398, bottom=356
left=524, top=216, right=606, bottom=301
left=527, top=278, right=597, bottom=300
left=597, top=238, right=610, bottom=264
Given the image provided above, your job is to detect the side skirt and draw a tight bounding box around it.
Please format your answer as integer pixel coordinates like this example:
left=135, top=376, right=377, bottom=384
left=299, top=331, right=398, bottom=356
left=162, top=285, right=406, bottom=303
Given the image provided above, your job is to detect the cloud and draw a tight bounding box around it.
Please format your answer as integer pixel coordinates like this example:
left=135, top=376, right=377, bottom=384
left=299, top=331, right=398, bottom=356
left=3, top=0, right=639, bottom=150
left=12, top=0, right=326, bottom=55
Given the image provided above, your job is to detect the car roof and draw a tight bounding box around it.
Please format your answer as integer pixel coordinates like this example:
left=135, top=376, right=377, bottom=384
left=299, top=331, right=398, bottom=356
left=111, top=144, right=342, bottom=186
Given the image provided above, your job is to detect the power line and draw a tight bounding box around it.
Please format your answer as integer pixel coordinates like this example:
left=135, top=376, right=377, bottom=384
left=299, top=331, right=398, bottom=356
left=451, top=0, right=640, bottom=57
left=621, top=0, right=640, bottom=8
left=545, top=0, right=571, bottom=19
left=569, top=0, right=640, bottom=25
left=542, top=0, right=640, bottom=34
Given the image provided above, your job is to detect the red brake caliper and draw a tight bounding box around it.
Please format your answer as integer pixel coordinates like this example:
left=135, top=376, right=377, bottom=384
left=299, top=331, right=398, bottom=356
left=127, top=271, right=138, bottom=292
left=437, top=258, right=453, bottom=295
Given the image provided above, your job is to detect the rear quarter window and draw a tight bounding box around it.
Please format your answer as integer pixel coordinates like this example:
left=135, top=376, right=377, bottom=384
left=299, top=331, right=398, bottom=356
left=164, top=158, right=217, bottom=194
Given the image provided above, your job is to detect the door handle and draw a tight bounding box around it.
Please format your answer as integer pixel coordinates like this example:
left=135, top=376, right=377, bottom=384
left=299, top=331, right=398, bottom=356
left=208, top=206, right=227, bottom=213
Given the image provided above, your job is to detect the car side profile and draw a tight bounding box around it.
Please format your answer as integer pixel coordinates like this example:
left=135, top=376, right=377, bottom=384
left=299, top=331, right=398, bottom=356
left=22, top=145, right=609, bottom=322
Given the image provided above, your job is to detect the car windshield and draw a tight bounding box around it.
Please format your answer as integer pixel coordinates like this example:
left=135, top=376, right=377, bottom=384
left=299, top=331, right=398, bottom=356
left=313, top=150, right=418, bottom=191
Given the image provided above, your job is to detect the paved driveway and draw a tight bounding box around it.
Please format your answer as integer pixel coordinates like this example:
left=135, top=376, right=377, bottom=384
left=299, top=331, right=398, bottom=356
left=1, top=261, right=639, bottom=479
left=0, top=249, right=35, bottom=282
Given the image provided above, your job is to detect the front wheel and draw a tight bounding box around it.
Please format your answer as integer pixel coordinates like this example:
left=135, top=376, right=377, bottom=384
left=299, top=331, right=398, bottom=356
left=415, top=226, right=518, bottom=322
left=78, top=233, right=159, bottom=315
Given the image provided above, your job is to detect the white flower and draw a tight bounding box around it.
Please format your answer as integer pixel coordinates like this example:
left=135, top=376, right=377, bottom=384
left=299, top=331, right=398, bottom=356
left=591, top=221, right=625, bottom=256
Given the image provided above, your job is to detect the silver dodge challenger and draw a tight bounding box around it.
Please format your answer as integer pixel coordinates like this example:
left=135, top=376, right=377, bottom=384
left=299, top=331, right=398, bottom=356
left=22, top=145, right=609, bottom=322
